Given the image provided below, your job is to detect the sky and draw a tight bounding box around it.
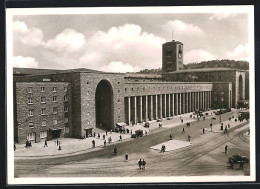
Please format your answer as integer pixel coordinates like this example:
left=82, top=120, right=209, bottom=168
left=11, top=9, right=250, bottom=73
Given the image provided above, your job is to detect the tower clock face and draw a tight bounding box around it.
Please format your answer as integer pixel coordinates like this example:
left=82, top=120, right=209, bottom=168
left=178, top=49, right=182, bottom=58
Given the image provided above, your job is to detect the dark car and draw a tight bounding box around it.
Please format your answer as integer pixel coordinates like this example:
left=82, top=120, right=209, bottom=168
left=131, top=130, right=143, bottom=138
left=144, top=122, right=150, bottom=128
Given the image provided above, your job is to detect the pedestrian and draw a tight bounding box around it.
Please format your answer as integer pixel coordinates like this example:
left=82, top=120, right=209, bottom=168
left=119, top=135, right=122, bottom=141
left=210, top=123, right=213, bottom=132
left=14, top=143, right=16, bottom=151
left=202, top=128, right=205, bottom=134
left=57, top=139, right=59, bottom=146
left=114, top=146, right=117, bottom=155
left=103, top=134, right=105, bottom=140
left=44, top=139, right=48, bottom=147
left=229, top=117, right=231, bottom=121
left=92, top=140, right=95, bottom=148
left=125, top=153, right=128, bottom=161
left=104, top=140, right=106, bottom=147
left=228, top=124, right=230, bottom=129
left=94, top=132, right=96, bottom=137
left=98, top=133, right=100, bottom=139
left=188, top=135, right=191, bottom=142
left=142, top=159, right=146, bottom=170
left=26, top=140, right=29, bottom=148
left=169, top=134, right=172, bottom=140
left=138, top=159, right=142, bottom=169
left=239, top=161, right=244, bottom=170
left=224, top=145, right=228, bottom=154
left=182, top=128, right=185, bottom=134
left=29, top=140, right=32, bottom=147
left=130, top=130, right=132, bottom=135
left=106, top=131, right=108, bottom=136
left=181, top=119, right=183, bottom=123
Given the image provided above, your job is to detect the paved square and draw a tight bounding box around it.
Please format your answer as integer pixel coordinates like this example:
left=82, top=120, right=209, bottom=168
left=150, top=140, right=192, bottom=152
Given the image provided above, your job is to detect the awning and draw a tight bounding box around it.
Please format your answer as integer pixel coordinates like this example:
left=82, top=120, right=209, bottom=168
left=49, top=128, right=62, bottom=131
left=116, top=122, right=127, bottom=127
left=84, top=128, right=93, bottom=130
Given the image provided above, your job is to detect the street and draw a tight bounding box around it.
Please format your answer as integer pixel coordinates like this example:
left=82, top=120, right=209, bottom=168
left=14, top=111, right=250, bottom=177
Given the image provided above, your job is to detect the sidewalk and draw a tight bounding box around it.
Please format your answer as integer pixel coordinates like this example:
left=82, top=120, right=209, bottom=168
left=14, top=109, right=241, bottom=158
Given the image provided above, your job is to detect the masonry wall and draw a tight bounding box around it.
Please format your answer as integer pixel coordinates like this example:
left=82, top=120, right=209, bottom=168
left=15, top=82, right=71, bottom=143
left=212, top=82, right=232, bottom=108
left=79, top=73, right=125, bottom=138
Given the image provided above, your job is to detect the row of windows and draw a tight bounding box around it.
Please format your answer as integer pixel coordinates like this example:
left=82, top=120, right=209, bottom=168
left=28, top=106, right=68, bottom=116
left=28, top=118, right=69, bottom=128
left=125, top=86, right=187, bottom=93
left=27, top=86, right=68, bottom=93
left=28, top=96, right=68, bottom=104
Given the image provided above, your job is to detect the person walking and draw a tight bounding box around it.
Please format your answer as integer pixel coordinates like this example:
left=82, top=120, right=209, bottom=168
left=119, top=135, right=122, bottom=141
left=169, top=134, right=172, bottom=140
left=224, top=145, right=228, bottom=154
left=114, top=146, right=117, bottom=155
left=181, top=119, right=183, bottom=123
left=104, top=140, right=106, bottom=147
left=125, top=153, right=128, bottom=161
left=188, top=135, right=191, bottom=142
left=210, top=123, right=213, bottom=132
left=92, top=140, right=95, bottom=148
left=44, top=139, right=48, bottom=147
left=103, top=134, right=105, bottom=140
left=142, top=159, right=146, bottom=170
left=182, top=128, right=185, bottom=134
left=202, top=128, right=205, bottom=134
left=138, top=159, right=142, bottom=169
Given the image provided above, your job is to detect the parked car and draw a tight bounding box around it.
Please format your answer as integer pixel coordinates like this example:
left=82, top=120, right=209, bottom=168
left=144, top=122, right=150, bottom=128
left=131, top=130, right=143, bottom=138
left=167, top=116, right=173, bottom=120
left=157, top=118, right=163, bottom=122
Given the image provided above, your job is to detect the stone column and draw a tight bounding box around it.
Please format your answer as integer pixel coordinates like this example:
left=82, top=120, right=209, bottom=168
left=137, top=96, right=142, bottom=123
left=143, top=96, right=148, bottom=122
left=185, top=92, right=189, bottom=113
left=189, top=92, right=192, bottom=112
left=153, top=95, right=158, bottom=120
left=209, top=91, right=212, bottom=108
left=167, top=94, right=170, bottom=117
left=179, top=93, right=182, bottom=115
left=163, top=94, right=167, bottom=118
left=131, top=96, right=137, bottom=124
left=174, top=93, right=178, bottom=115
left=171, top=94, right=174, bottom=116
left=158, top=94, right=162, bottom=118
left=126, top=97, right=131, bottom=125
left=181, top=93, right=185, bottom=114
left=148, top=95, right=153, bottom=121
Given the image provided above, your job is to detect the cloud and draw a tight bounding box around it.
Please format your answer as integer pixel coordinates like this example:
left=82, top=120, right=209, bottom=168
left=164, top=20, right=204, bottom=36
left=226, top=44, right=249, bottom=61
left=184, top=49, right=216, bottom=64
left=79, top=24, right=166, bottom=71
left=209, top=13, right=237, bottom=20
left=100, top=61, right=140, bottom=73
left=13, top=21, right=45, bottom=47
left=45, top=29, right=85, bottom=53
left=13, top=56, right=39, bottom=68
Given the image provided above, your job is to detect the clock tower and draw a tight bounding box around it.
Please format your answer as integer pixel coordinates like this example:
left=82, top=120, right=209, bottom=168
left=162, top=40, right=183, bottom=73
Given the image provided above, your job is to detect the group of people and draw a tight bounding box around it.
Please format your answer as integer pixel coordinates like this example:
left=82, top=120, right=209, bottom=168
left=138, top=159, right=146, bottom=170
left=25, top=140, right=32, bottom=148
left=161, top=144, right=166, bottom=153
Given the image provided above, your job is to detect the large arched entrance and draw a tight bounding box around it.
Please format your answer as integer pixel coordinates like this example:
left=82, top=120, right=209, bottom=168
left=95, top=80, right=113, bottom=131
left=239, top=75, right=243, bottom=100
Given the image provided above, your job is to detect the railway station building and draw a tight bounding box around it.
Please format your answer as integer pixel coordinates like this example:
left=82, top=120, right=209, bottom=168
left=13, top=40, right=248, bottom=143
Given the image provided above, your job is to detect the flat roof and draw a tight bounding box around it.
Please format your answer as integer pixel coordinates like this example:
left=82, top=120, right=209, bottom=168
left=165, top=67, right=240, bottom=74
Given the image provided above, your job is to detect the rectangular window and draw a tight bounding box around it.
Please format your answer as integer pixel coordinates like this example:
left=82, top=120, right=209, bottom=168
left=27, top=87, right=33, bottom=93
left=28, top=122, right=34, bottom=128
left=125, top=88, right=127, bottom=92
left=64, top=126, right=69, bottom=133
left=41, top=108, right=46, bottom=115
left=41, top=87, right=45, bottom=92
left=64, top=105, right=68, bottom=112
left=29, top=109, right=33, bottom=116
left=41, top=97, right=46, bottom=103
left=40, top=131, right=47, bottom=138
left=64, top=87, right=67, bottom=92
left=53, top=119, right=58, bottom=125
left=53, top=107, right=58, bottom=114
left=64, top=117, right=68, bottom=123
left=41, top=120, right=46, bottom=126
left=52, top=96, right=57, bottom=102
left=53, top=87, right=57, bottom=92
left=27, top=132, right=35, bottom=141
left=28, top=97, right=33, bottom=104
left=64, top=95, right=68, bottom=102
